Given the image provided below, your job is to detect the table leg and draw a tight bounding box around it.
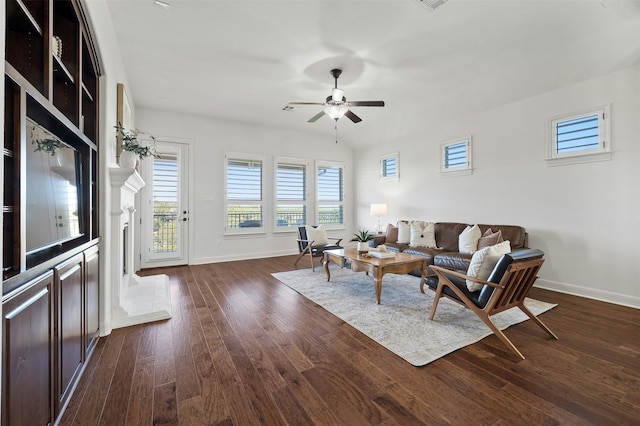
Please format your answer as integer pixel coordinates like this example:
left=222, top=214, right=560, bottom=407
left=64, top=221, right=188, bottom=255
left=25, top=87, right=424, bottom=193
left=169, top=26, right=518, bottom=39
left=374, top=269, right=383, bottom=304
left=419, top=260, right=427, bottom=293
left=323, top=254, right=331, bottom=282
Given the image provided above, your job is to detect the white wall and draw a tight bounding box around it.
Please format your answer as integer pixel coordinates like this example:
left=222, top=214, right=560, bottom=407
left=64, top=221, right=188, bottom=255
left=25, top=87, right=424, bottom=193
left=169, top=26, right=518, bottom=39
left=136, top=109, right=355, bottom=264
left=353, top=66, right=640, bottom=309
left=83, top=1, right=135, bottom=335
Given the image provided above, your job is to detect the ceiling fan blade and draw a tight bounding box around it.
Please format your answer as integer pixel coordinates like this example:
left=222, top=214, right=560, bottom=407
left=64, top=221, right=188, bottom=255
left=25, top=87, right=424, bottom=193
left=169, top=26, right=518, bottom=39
left=308, top=111, right=326, bottom=123
left=349, top=101, right=385, bottom=107
left=289, top=102, right=325, bottom=106
left=344, top=110, right=362, bottom=123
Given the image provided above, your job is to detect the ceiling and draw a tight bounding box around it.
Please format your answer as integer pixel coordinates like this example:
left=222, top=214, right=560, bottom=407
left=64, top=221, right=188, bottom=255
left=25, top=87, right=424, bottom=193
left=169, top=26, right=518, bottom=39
left=105, top=0, right=640, bottom=149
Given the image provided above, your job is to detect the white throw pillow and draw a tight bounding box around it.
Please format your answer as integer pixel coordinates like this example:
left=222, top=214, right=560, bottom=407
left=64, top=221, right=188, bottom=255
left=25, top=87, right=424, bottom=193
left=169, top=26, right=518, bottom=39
left=409, top=221, right=436, bottom=248
left=305, top=225, right=328, bottom=246
left=466, top=240, right=511, bottom=291
left=396, top=221, right=410, bottom=244
left=459, top=224, right=481, bottom=254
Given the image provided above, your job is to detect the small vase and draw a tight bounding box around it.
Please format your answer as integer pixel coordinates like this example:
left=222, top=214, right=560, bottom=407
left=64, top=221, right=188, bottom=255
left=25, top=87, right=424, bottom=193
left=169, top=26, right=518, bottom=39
left=357, top=241, right=369, bottom=253
left=119, top=150, right=138, bottom=169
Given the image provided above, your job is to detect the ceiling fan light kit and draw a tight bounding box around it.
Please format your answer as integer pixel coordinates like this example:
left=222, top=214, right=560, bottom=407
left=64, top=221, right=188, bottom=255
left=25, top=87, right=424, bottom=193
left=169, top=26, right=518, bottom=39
left=414, top=0, right=448, bottom=11
left=288, top=68, right=385, bottom=124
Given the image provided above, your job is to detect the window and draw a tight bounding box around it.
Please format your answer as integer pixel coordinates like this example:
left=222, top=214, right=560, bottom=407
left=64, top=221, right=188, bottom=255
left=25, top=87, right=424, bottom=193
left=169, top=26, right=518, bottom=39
left=441, top=137, right=472, bottom=174
left=316, top=161, right=344, bottom=227
left=225, top=153, right=264, bottom=233
left=275, top=158, right=308, bottom=229
left=152, top=153, right=179, bottom=253
left=380, top=152, right=399, bottom=180
left=548, top=105, right=610, bottom=163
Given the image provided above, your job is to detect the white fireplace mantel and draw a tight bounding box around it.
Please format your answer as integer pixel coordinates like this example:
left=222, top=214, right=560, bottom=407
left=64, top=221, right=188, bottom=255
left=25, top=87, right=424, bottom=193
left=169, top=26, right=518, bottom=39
left=108, top=167, right=172, bottom=330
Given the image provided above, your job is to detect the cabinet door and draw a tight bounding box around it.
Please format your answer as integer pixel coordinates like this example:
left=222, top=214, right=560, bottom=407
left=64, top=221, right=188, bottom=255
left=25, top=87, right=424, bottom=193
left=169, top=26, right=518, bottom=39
left=84, top=245, right=99, bottom=357
left=54, top=254, right=84, bottom=416
left=2, top=271, right=54, bottom=426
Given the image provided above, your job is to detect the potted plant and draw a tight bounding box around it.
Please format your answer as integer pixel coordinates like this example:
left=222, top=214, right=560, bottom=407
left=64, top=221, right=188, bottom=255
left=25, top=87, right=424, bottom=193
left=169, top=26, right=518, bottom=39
left=351, top=229, right=374, bottom=252
left=115, top=124, right=157, bottom=168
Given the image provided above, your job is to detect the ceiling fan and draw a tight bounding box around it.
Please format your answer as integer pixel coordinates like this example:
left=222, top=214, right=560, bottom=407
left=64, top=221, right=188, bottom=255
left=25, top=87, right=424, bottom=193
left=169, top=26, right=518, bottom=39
left=288, top=69, right=385, bottom=123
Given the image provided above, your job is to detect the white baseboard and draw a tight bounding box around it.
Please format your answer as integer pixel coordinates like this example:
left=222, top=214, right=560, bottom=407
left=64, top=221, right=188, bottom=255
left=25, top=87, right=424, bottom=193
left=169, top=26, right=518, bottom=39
left=535, top=278, right=640, bottom=309
left=193, top=249, right=297, bottom=265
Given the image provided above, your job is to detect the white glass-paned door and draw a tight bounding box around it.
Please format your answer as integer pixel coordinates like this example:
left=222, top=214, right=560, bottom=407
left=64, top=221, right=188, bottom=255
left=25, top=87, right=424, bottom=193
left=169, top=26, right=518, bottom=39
left=141, top=141, right=189, bottom=267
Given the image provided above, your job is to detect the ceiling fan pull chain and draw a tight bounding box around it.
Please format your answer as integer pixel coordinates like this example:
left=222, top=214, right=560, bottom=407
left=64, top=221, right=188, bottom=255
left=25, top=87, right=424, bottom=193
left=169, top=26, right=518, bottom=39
left=335, top=122, right=338, bottom=144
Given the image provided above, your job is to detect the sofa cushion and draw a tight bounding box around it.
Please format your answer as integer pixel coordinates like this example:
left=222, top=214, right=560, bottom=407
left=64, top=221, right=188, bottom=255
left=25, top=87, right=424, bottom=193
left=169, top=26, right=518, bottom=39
left=459, top=224, right=481, bottom=254
left=403, top=247, right=441, bottom=264
left=409, top=221, right=436, bottom=248
left=385, top=223, right=398, bottom=244
left=397, top=221, right=410, bottom=244
left=478, top=224, right=526, bottom=249
left=434, top=222, right=469, bottom=252
left=477, top=228, right=503, bottom=250
left=434, top=252, right=472, bottom=272
left=383, top=242, right=408, bottom=252
left=466, top=240, right=511, bottom=291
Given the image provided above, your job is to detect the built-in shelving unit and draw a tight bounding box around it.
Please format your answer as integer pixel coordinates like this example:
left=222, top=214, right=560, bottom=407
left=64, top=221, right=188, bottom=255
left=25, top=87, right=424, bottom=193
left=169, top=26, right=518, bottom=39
left=3, top=0, right=101, bottom=424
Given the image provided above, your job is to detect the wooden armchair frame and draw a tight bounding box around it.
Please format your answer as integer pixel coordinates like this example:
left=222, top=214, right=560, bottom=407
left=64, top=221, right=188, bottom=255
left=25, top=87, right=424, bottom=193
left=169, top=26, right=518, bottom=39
left=294, top=226, right=343, bottom=271
left=429, top=255, right=557, bottom=359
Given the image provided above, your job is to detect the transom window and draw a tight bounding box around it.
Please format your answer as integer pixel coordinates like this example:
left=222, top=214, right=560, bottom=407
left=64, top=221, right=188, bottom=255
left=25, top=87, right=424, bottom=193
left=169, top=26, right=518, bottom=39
left=316, top=161, right=344, bottom=227
left=441, top=137, right=472, bottom=174
left=275, top=158, right=308, bottom=229
left=380, top=152, right=399, bottom=180
left=548, top=106, right=610, bottom=162
left=225, top=153, right=264, bottom=233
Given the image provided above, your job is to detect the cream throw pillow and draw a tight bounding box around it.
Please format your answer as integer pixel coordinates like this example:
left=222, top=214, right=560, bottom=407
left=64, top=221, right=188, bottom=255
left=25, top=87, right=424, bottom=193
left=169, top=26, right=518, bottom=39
left=466, top=240, right=511, bottom=291
left=305, top=225, right=328, bottom=246
left=409, top=221, right=436, bottom=248
left=396, top=221, right=411, bottom=244
left=459, top=224, right=481, bottom=254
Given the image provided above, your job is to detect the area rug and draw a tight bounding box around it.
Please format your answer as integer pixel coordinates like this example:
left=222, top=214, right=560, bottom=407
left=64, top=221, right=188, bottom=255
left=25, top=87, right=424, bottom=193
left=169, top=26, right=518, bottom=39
left=272, top=267, right=556, bottom=366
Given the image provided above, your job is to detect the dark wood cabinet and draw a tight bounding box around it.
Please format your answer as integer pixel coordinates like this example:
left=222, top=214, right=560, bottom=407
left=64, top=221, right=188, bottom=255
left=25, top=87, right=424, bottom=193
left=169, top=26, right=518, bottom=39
left=54, top=254, right=84, bottom=416
left=2, top=271, right=54, bottom=426
left=83, top=245, right=99, bottom=358
left=4, top=1, right=101, bottom=423
left=2, top=244, right=99, bottom=425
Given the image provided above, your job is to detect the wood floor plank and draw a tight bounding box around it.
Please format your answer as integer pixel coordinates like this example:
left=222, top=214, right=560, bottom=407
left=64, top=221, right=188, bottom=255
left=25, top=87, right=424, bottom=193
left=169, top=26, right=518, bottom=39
left=125, top=355, right=155, bottom=426
left=153, top=381, right=179, bottom=425
left=99, top=326, right=144, bottom=425
left=59, top=255, right=640, bottom=425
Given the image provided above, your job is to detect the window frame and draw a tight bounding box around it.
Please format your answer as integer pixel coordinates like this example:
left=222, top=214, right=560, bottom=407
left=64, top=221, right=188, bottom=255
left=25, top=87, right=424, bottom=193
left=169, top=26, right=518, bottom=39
left=274, top=157, right=309, bottom=233
left=546, top=105, right=611, bottom=165
left=380, top=152, right=399, bottom=181
left=440, top=136, right=472, bottom=175
left=315, top=160, right=345, bottom=230
left=224, top=152, right=265, bottom=235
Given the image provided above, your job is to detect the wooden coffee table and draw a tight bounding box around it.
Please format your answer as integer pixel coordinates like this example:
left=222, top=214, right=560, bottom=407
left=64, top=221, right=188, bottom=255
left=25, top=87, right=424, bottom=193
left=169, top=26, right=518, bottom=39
left=323, top=247, right=427, bottom=304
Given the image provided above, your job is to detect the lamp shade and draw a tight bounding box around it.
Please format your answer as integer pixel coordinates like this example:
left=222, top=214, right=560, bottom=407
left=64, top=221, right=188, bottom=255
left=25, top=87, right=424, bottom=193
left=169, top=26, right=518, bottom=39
left=370, top=203, right=388, bottom=216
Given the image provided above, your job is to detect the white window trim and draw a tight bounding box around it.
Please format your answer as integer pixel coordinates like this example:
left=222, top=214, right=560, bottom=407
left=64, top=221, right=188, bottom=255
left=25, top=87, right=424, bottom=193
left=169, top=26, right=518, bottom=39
left=274, top=156, right=309, bottom=233
left=546, top=104, right=611, bottom=166
left=380, top=152, right=399, bottom=181
left=440, top=136, right=472, bottom=176
left=316, top=159, right=346, bottom=230
left=224, top=152, right=265, bottom=235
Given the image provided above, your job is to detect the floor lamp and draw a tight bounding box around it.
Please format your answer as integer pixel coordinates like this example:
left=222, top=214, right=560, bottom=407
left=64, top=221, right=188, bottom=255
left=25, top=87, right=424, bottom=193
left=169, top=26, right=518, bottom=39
left=370, top=203, right=388, bottom=234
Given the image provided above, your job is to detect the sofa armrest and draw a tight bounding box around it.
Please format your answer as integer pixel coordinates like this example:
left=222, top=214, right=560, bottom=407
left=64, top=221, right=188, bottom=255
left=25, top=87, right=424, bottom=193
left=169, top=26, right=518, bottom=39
left=370, top=234, right=387, bottom=247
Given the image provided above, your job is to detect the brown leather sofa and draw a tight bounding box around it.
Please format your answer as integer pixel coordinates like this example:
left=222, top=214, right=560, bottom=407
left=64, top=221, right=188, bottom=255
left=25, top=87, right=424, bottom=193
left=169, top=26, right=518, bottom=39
left=371, top=222, right=528, bottom=275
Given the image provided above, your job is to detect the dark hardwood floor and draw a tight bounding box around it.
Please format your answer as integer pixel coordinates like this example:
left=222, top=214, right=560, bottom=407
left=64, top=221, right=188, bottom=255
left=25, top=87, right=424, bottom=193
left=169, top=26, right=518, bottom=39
left=60, top=255, right=640, bottom=425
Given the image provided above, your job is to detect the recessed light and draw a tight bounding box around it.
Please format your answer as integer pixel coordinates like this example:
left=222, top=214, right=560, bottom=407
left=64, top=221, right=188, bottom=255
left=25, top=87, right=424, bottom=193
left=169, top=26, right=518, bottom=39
left=154, top=0, right=170, bottom=10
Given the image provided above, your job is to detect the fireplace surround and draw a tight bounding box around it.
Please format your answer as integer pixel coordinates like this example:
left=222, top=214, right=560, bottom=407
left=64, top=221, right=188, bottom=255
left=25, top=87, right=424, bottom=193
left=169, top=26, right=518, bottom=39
left=109, top=167, right=172, bottom=329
